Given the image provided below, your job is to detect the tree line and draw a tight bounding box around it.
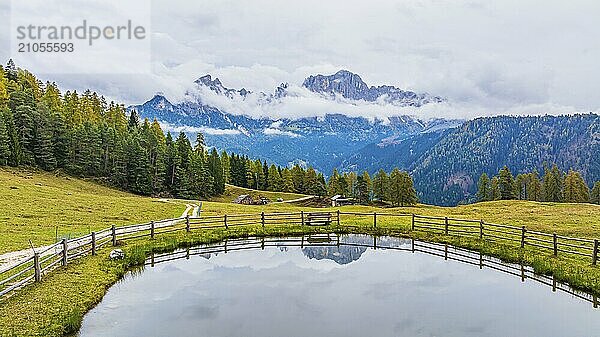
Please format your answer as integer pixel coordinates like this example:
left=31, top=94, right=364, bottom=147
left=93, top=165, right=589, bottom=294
left=477, top=164, right=600, bottom=204
left=327, top=168, right=418, bottom=206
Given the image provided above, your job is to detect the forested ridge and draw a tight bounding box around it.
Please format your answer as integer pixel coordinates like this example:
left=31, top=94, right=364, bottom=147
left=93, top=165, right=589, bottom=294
left=412, top=114, right=600, bottom=205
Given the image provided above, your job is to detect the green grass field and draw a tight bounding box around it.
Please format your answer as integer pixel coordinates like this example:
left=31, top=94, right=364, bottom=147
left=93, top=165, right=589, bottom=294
left=0, top=168, right=187, bottom=254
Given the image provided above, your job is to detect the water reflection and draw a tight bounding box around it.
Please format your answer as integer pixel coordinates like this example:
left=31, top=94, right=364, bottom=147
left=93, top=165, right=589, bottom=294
left=78, top=234, right=599, bottom=337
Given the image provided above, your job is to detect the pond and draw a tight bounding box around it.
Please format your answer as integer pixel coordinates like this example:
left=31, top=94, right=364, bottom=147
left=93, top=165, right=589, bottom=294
left=78, top=234, right=599, bottom=337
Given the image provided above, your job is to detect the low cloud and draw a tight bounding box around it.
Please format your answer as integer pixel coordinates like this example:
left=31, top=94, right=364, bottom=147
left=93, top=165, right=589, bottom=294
left=159, top=120, right=241, bottom=135
left=263, top=128, right=301, bottom=138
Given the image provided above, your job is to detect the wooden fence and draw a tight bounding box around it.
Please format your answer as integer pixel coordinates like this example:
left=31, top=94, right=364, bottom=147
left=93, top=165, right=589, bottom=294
left=1, top=210, right=598, bottom=300
left=410, top=214, right=600, bottom=265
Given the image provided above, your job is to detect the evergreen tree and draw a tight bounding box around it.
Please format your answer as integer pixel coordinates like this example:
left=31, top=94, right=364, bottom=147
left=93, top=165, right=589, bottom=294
left=267, top=164, right=283, bottom=192
left=0, top=110, right=11, bottom=165
left=388, top=168, right=403, bottom=206
left=591, top=182, right=600, bottom=205
left=13, top=101, right=36, bottom=165
left=476, top=173, right=491, bottom=201
left=282, top=168, right=294, bottom=192
left=490, top=177, right=501, bottom=200
left=497, top=166, right=515, bottom=200
left=372, top=169, right=388, bottom=201
left=543, top=164, right=563, bottom=202
left=221, top=151, right=231, bottom=184
left=355, top=175, right=370, bottom=204
left=207, top=148, right=225, bottom=195
left=563, top=170, right=590, bottom=203
left=527, top=170, right=543, bottom=201
left=33, top=104, right=56, bottom=170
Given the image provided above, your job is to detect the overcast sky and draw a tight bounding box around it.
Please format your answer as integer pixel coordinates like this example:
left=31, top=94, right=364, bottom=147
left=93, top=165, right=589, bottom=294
left=2, top=0, right=600, bottom=119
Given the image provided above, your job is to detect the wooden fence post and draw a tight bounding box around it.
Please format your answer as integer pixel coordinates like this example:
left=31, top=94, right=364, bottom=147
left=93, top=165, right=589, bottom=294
left=336, top=210, right=340, bottom=226
left=62, top=238, right=68, bottom=266
left=111, top=224, right=116, bottom=246
left=553, top=233, right=558, bottom=257
left=479, top=220, right=484, bottom=239
left=224, top=215, right=228, bottom=229
left=186, top=215, right=190, bottom=233
left=150, top=221, right=155, bottom=239
left=261, top=212, right=265, bottom=228
left=301, top=211, right=305, bottom=226
left=411, top=214, right=415, bottom=231
left=444, top=217, right=449, bottom=235
left=521, top=226, right=526, bottom=248
left=593, top=239, right=599, bottom=265
left=91, top=232, right=96, bottom=256
left=373, top=212, right=377, bottom=228
left=34, top=252, right=41, bottom=282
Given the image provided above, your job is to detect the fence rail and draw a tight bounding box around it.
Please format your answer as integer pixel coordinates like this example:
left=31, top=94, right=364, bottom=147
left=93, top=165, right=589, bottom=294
left=1, top=210, right=599, bottom=300
left=411, top=214, right=600, bottom=264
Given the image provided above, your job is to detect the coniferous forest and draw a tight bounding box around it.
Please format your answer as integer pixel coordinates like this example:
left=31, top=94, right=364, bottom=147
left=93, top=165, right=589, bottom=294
left=477, top=165, right=600, bottom=204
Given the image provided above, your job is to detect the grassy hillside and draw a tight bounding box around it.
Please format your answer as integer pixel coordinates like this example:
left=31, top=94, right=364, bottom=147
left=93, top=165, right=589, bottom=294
left=208, top=184, right=307, bottom=203
left=0, top=168, right=187, bottom=253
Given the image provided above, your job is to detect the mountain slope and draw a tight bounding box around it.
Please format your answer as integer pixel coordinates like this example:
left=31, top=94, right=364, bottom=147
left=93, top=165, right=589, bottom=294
left=412, top=114, right=600, bottom=205
left=132, top=70, right=453, bottom=173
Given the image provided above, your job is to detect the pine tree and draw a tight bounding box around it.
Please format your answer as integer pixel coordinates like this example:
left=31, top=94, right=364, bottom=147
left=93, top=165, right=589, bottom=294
left=361, top=171, right=372, bottom=201
left=126, top=135, right=152, bottom=195
left=388, top=168, right=403, bottom=206
left=33, top=104, right=56, bottom=170
left=491, top=177, right=501, bottom=200
left=291, top=165, right=305, bottom=193
left=527, top=170, right=543, bottom=201
left=220, top=151, right=231, bottom=184
left=282, top=168, right=294, bottom=193
left=0, top=110, right=11, bottom=165
left=128, top=110, right=140, bottom=130
left=476, top=173, right=491, bottom=201
left=563, top=170, right=590, bottom=203
left=372, top=169, right=388, bottom=202
left=207, top=148, right=225, bottom=195
left=497, top=166, right=515, bottom=200
left=591, top=182, right=600, bottom=205
left=398, top=170, right=418, bottom=206
left=267, top=164, right=283, bottom=192
left=543, top=164, right=563, bottom=202
left=355, top=175, right=370, bottom=204
left=514, top=173, right=528, bottom=200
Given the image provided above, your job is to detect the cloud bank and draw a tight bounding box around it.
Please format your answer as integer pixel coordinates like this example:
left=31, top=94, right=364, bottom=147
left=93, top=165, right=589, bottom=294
left=3, top=0, right=600, bottom=119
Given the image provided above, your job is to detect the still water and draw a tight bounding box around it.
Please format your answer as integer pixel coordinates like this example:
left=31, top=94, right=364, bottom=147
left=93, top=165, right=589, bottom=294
left=78, top=234, right=599, bottom=337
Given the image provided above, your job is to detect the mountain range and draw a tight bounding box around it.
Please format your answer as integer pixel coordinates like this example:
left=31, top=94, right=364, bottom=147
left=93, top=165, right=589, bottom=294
left=131, top=70, right=600, bottom=206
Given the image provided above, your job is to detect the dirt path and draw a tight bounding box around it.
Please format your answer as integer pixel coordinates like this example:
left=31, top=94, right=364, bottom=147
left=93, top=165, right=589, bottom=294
left=0, top=202, right=198, bottom=270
